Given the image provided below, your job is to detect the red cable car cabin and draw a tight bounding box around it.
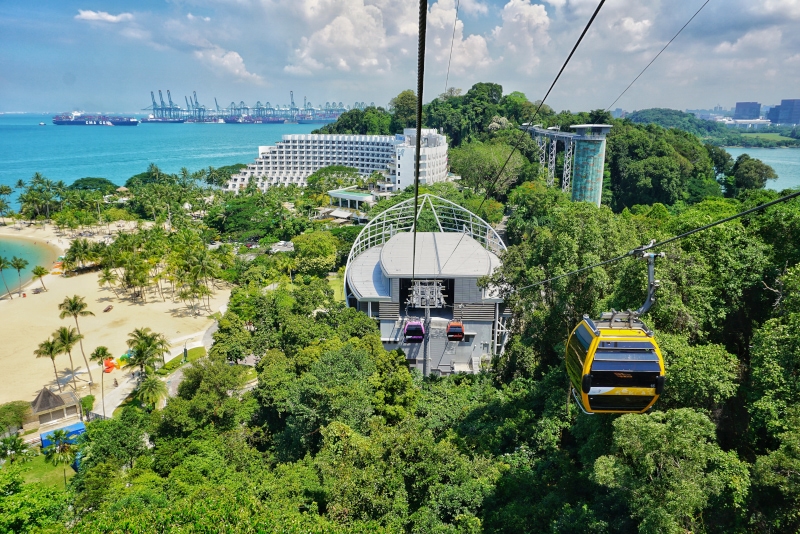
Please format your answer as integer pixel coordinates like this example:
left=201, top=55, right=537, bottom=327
left=446, top=321, right=464, bottom=341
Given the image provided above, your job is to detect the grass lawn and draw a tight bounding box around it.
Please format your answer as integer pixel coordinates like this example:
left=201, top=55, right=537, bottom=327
left=327, top=274, right=344, bottom=301
left=112, top=393, right=142, bottom=418
left=21, top=451, right=75, bottom=489
left=741, top=132, right=794, bottom=141
left=243, top=366, right=257, bottom=382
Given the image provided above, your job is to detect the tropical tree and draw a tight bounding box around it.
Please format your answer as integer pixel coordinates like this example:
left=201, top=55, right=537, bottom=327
left=31, top=265, right=49, bottom=291
left=89, top=346, right=112, bottom=418
left=137, top=375, right=168, bottom=410
left=54, top=326, right=82, bottom=392
left=0, top=255, right=13, bottom=299
left=58, top=295, right=95, bottom=386
left=126, top=327, right=171, bottom=378
left=34, top=338, right=63, bottom=393
left=10, top=256, right=28, bottom=297
left=0, top=434, right=33, bottom=464
left=0, top=197, right=9, bottom=226
left=43, top=429, right=75, bottom=489
left=97, top=266, right=119, bottom=297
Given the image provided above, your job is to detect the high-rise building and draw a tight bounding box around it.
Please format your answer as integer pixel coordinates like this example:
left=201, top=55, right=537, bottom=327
left=734, top=102, right=761, bottom=120
left=778, top=99, right=800, bottom=125
left=768, top=105, right=781, bottom=123
left=225, top=129, right=448, bottom=192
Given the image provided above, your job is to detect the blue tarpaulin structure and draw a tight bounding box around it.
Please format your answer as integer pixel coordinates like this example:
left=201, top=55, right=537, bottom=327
left=40, top=421, right=86, bottom=449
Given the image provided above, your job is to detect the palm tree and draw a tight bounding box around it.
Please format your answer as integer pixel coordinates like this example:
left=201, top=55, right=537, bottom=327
left=10, top=256, right=28, bottom=297
left=89, top=346, right=112, bottom=418
left=31, top=265, right=49, bottom=291
left=0, top=256, right=13, bottom=299
left=58, top=295, right=95, bottom=386
left=0, top=435, right=32, bottom=464
left=126, top=327, right=171, bottom=377
left=54, top=326, right=82, bottom=391
left=98, top=267, right=119, bottom=297
left=0, top=197, right=9, bottom=226
left=43, top=429, right=75, bottom=488
left=137, top=375, right=168, bottom=410
left=34, top=338, right=63, bottom=393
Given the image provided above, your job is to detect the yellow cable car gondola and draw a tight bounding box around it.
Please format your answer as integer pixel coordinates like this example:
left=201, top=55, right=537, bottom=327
left=565, top=252, right=666, bottom=414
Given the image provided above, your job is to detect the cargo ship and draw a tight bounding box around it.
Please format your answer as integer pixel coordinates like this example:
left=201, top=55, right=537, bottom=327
left=52, top=112, right=139, bottom=126
left=224, top=116, right=286, bottom=124
left=297, top=112, right=341, bottom=125
left=140, top=115, right=185, bottom=124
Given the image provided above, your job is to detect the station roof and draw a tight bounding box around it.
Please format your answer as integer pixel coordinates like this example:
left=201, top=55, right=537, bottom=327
left=380, top=233, right=500, bottom=278
left=346, top=232, right=501, bottom=302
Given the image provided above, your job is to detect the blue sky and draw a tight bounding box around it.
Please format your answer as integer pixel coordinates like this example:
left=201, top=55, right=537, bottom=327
left=2, top=0, right=799, bottom=113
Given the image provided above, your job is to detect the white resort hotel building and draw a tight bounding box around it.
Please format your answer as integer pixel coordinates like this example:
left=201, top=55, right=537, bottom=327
left=225, top=129, right=448, bottom=192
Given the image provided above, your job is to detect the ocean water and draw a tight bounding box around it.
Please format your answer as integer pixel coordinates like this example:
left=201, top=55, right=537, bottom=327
left=723, top=147, right=800, bottom=192
left=0, top=112, right=318, bottom=196
left=0, top=234, right=60, bottom=297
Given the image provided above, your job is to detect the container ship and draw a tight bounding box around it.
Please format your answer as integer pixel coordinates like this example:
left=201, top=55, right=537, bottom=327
left=297, top=112, right=340, bottom=124
left=140, top=114, right=185, bottom=124
left=224, top=116, right=286, bottom=124
left=52, top=112, right=139, bottom=126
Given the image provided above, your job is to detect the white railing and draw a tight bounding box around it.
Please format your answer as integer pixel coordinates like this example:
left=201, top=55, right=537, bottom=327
left=344, top=194, right=506, bottom=303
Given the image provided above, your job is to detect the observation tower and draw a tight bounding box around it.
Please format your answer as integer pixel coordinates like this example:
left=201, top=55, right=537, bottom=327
left=523, top=123, right=612, bottom=206
left=344, top=195, right=510, bottom=376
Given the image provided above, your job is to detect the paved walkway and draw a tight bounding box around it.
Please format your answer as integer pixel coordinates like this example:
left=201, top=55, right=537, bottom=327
left=99, top=316, right=222, bottom=413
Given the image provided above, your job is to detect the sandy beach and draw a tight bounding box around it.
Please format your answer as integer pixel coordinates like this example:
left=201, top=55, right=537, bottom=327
left=0, top=222, right=230, bottom=405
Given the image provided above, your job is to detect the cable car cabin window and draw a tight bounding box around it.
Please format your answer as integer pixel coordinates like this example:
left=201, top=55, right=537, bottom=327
left=566, top=324, right=593, bottom=387
left=590, top=341, right=661, bottom=388
left=406, top=326, right=424, bottom=337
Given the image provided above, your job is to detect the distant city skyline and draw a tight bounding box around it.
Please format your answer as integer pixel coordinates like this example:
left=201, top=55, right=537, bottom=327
left=2, top=1, right=800, bottom=113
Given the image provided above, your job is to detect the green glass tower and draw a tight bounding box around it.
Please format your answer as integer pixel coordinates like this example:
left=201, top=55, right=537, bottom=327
left=570, top=124, right=611, bottom=206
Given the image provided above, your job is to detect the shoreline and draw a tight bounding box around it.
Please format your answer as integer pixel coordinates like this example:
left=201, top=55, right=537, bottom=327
left=0, top=222, right=230, bottom=406
left=0, top=229, right=63, bottom=298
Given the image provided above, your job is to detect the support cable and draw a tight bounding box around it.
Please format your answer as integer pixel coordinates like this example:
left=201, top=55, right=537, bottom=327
left=444, top=0, right=461, bottom=97
left=513, top=190, right=800, bottom=293
left=439, top=0, right=606, bottom=273
left=411, top=0, right=428, bottom=282
left=606, top=0, right=711, bottom=111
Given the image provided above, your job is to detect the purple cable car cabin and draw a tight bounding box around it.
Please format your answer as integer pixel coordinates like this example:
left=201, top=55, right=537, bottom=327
left=404, top=321, right=425, bottom=343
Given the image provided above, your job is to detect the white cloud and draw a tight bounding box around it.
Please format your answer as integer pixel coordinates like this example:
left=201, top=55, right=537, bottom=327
left=427, top=0, right=492, bottom=75
left=759, top=0, right=800, bottom=19
left=492, top=0, right=550, bottom=74
left=75, top=10, right=133, bottom=23
left=610, top=17, right=652, bottom=52
left=187, top=13, right=211, bottom=22
left=194, top=46, right=264, bottom=83
left=715, top=28, right=782, bottom=54
left=459, top=0, right=489, bottom=16
left=284, top=1, right=391, bottom=75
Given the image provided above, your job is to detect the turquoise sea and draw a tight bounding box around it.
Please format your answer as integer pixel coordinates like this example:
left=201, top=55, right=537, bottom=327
left=0, top=234, right=59, bottom=297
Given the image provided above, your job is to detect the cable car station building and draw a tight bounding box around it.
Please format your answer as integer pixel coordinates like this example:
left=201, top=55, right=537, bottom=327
left=344, top=195, right=509, bottom=375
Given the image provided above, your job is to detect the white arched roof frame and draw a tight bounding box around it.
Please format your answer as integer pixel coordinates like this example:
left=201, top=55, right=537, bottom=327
left=344, top=194, right=506, bottom=302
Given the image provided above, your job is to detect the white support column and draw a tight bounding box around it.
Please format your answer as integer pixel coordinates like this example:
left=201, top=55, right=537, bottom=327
left=562, top=140, right=574, bottom=193
left=548, top=138, right=557, bottom=186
